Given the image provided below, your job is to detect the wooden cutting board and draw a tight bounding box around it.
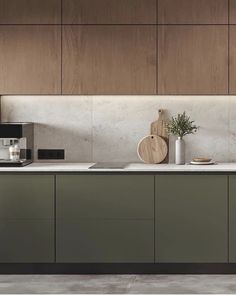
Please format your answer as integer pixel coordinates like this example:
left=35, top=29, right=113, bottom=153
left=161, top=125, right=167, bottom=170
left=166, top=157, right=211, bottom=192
left=150, top=109, right=169, bottom=163
left=137, top=135, right=168, bottom=164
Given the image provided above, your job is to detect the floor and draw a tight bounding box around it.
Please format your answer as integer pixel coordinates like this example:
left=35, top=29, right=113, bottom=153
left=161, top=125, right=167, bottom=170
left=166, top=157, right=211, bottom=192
left=0, top=275, right=236, bottom=294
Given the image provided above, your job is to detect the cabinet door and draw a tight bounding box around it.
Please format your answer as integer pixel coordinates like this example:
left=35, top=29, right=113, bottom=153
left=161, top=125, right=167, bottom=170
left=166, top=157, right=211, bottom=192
left=155, top=175, right=227, bottom=263
left=56, top=174, right=154, bottom=263
left=63, top=0, right=156, bottom=24
left=158, top=0, right=228, bottom=24
left=0, top=0, right=61, bottom=24
left=57, top=220, right=154, bottom=263
left=230, top=26, right=236, bottom=94
left=0, top=26, right=61, bottom=95
left=230, top=0, right=236, bottom=24
left=229, top=176, right=236, bottom=261
left=0, top=175, right=54, bottom=263
left=62, top=25, right=156, bottom=95
left=158, top=26, right=228, bottom=95
left=57, top=175, right=154, bottom=219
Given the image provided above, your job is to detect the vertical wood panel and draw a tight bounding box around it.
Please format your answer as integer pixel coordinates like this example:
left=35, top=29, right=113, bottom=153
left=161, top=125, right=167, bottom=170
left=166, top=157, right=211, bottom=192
left=0, top=26, right=61, bottom=95
left=158, top=0, right=228, bottom=24
left=158, top=26, right=228, bottom=95
left=229, top=26, right=236, bottom=94
left=0, top=0, right=61, bottom=24
left=62, top=26, right=156, bottom=95
left=63, top=0, right=156, bottom=24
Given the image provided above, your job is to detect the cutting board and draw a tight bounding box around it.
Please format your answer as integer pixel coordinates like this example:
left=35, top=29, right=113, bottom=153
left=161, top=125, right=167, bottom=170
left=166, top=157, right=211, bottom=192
left=137, top=135, right=168, bottom=164
left=150, top=109, right=169, bottom=163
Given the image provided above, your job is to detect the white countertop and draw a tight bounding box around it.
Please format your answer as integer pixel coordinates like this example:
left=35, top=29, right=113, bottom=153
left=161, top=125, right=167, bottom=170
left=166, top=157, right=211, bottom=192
left=1, top=162, right=236, bottom=172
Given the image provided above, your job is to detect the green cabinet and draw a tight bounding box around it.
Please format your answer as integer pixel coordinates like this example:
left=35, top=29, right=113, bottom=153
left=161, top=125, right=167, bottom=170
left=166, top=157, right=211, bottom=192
left=229, top=176, right=236, bottom=262
left=155, top=175, right=228, bottom=263
left=0, top=175, right=54, bottom=262
left=56, top=175, right=154, bottom=263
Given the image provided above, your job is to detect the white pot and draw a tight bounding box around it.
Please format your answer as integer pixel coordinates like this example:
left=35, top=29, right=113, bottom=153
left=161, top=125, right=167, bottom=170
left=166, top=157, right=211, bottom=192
left=175, top=137, right=185, bottom=165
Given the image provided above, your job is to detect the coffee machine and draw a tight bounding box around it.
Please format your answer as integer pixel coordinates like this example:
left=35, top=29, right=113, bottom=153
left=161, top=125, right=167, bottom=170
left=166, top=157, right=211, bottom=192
left=0, top=123, right=33, bottom=167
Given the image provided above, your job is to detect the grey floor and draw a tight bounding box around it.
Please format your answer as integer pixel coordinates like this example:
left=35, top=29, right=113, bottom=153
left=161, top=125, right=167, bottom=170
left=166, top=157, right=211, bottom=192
left=0, top=275, right=236, bottom=294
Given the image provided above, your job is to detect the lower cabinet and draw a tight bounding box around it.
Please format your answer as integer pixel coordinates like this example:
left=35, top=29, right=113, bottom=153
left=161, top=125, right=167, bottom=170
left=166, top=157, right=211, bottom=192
left=229, top=176, right=236, bottom=262
left=0, top=175, right=54, bottom=263
left=56, top=175, right=154, bottom=263
left=155, top=175, right=228, bottom=263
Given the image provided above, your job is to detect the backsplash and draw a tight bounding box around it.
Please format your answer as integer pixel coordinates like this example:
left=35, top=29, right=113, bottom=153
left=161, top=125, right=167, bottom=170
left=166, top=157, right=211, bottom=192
left=0, top=95, right=234, bottom=163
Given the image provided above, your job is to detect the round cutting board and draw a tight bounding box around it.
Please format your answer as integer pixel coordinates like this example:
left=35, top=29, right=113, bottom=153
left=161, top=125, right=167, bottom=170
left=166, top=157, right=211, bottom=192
left=137, top=135, right=168, bottom=164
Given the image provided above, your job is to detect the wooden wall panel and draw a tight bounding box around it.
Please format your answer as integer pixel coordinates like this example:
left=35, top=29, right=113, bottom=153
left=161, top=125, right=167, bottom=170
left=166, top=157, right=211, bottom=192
left=0, top=0, right=61, bottom=24
left=62, top=26, right=156, bottom=95
left=158, top=0, right=228, bottom=24
left=158, top=26, right=228, bottom=95
left=0, top=26, right=61, bottom=95
left=230, top=0, right=236, bottom=24
left=63, top=0, right=156, bottom=24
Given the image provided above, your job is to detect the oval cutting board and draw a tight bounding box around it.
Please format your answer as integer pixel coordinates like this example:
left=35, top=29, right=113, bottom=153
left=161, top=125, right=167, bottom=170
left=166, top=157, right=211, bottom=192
left=137, top=135, right=168, bottom=164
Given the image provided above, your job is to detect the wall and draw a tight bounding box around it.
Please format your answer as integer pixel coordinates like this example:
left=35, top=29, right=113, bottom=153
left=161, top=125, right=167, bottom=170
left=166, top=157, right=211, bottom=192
left=0, top=96, right=234, bottom=163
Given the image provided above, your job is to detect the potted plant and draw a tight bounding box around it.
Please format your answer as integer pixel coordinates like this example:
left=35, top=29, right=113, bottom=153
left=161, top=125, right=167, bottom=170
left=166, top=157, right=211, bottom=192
left=167, top=112, right=198, bottom=165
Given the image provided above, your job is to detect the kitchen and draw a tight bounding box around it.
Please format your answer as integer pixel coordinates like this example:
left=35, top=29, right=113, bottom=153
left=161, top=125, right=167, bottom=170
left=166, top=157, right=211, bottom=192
left=0, top=0, right=236, bottom=294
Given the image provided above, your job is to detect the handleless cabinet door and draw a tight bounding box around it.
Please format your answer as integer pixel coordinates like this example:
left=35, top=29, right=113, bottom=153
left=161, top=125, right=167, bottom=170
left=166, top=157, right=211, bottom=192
left=155, top=175, right=228, bottom=263
left=63, top=0, right=156, bottom=24
left=158, top=25, right=228, bottom=95
left=0, top=175, right=54, bottom=263
left=0, top=0, right=61, bottom=24
left=230, top=26, right=236, bottom=94
left=229, top=176, right=236, bottom=261
left=62, top=25, right=156, bottom=95
left=56, top=174, right=154, bottom=263
left=0, top=26, right=61, bottom=95
left=158, top=0, right=228, bottom=24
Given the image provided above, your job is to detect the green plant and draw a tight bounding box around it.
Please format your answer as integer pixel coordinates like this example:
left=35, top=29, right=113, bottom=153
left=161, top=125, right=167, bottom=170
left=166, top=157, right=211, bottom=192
left=167, top=112, right=198, bottom=139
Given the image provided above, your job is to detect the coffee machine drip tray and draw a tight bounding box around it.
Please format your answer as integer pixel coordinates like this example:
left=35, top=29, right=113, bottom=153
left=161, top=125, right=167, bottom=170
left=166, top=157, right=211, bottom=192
left=0, top=159, right=32, bottom=167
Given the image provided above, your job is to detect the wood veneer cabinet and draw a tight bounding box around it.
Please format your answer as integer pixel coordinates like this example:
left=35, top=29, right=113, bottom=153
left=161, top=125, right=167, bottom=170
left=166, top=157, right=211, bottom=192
left=63, top=0, right=156, bottom=24
left=158, top=0, right=228, bottom=24
left=158, top=25, right=228, bottom=95
left=0, top=0, right=61, bottom=24
left=230, top=0, right=236, bottom=24
left=230, top=26, right=236, bottom=94
left=155, top=175, right=228, bottom=263
left=62, top=25, right=156, bottom=95
left=0, top=26, right=61, bottom=95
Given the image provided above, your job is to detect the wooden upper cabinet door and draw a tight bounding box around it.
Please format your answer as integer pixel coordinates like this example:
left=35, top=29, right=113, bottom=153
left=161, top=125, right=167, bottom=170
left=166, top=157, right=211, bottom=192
left=229, top=26, right=236, bottom=94
left=0, top=0, right=61, bottom=24
left=230, top=0, right=236, bottom=24
left=62, top=26, right=156, bottom=95
left=158, top=0, right=228, bottom=24
left=0, top=26, right=61, bottom=95
left=158, top=26, right=228, bottom=95
left=62, top=0, right=156, bottom=24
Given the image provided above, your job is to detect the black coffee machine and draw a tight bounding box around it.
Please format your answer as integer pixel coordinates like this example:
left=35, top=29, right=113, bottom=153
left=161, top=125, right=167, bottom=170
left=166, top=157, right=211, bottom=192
left=0, top=123, right=33, bottom=167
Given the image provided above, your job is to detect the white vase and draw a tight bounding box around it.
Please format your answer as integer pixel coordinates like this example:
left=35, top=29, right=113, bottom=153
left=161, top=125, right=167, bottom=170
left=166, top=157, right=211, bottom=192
left=175, top=137, right=185, bottom=165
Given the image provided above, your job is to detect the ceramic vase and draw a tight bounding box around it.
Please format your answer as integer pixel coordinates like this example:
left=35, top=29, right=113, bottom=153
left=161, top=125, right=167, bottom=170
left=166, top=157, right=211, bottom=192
left=175, top=137, right=185, bottom=165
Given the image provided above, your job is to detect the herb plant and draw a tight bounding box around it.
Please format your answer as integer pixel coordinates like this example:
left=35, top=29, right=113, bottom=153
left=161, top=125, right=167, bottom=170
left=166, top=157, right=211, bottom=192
left=167, top=112, right=198, bottom=139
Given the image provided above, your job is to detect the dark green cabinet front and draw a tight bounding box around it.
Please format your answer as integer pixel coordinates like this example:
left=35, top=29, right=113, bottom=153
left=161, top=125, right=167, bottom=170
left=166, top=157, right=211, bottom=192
left=0, top=175, right=54, bottom=263
left=56, top=175, right=154, bottom=263
left=229, top=176, right=236, bottom=262
left=155, top=175, right=228, bottom=263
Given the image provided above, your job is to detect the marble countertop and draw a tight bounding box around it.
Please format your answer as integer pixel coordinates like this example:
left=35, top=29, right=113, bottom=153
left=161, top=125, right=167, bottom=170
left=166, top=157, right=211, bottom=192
left=1, top=162, right=236, bottom=172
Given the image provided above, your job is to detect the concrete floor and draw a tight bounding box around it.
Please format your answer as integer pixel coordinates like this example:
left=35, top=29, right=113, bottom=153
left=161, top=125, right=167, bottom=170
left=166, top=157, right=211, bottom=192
left=0, top=275, right=236, bottom=294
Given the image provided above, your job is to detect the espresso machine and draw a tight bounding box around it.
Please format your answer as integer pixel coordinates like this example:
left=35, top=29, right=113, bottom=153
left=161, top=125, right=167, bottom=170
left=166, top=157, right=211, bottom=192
left=0, top=123, right=33, bottom=167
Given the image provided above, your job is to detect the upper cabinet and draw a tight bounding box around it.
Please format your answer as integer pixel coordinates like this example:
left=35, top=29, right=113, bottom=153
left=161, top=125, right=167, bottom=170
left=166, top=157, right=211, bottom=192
left=0, top=0, right=61, bottom=24
left=62, top=0, right=156, bottom=24
left=0, top=26, right=61, bottom=95
left=62, top=25, right=156, bottom=95
left=158, top=25, right=228, bottom=95
left=158, top=0, right=228, bottom=24
left=230, top=0, right=236, bottom=24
